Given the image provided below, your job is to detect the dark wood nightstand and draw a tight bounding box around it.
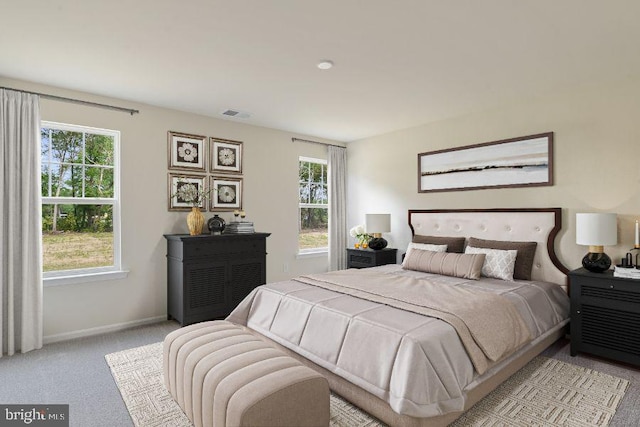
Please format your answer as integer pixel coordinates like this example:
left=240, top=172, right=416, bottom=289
left=346, top=247, right=397, bottom=269
left=569, top=267, right=640, bottom=367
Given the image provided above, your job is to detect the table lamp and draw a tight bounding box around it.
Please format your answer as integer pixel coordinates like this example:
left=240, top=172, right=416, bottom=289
left=366, top=214, right=390, bottom=250
left=576, top=213, right=617, bottom=273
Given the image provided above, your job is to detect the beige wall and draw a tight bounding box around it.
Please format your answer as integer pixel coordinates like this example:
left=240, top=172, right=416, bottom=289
left=347, top=75, right=640, bottom=271
left=0, top=77, right=336, bottom=340
left=5, top=72, right=640, bottom=340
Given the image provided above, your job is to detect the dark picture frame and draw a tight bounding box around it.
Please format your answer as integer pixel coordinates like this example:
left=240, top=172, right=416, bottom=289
left=210, top=176, right=242, bottom=211
left=210, top=137, right=243, bottom=174
left=418, top=132, right=553, bottom=193
left=168, top=131, right=207, bottom=172
left=168, top=173, right=207, bottom=211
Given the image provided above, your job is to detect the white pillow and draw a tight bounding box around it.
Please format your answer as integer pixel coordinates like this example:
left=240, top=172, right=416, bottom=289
left=407, top=242, right=448, bottom=252
left=403, top=243, right=447, bottom=268
left=464, top=246, right=517, bottom=281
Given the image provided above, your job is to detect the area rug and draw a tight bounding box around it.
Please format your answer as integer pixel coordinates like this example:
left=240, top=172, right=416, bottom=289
left=105, top=342, right=628, bottom=427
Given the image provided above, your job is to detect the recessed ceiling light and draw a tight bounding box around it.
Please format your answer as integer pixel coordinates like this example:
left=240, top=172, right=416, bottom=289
left=317, top=60, right=334, bottom=70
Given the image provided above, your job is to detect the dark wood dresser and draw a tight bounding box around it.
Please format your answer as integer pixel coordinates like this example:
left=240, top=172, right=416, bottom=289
left=164, top=233, right=270, bottom=326
left=569, top=267, right=640, bottom=366
left=346, top=247, right=397, bottom=269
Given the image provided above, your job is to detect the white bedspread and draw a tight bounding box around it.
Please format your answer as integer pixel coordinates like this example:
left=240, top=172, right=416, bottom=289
left=227, top=265, right=569, bottom=417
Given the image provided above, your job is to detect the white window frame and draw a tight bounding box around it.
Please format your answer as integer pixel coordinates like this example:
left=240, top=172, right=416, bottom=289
left=298, top=156, right=328, bottom=256
left=41, top=121, right=127, bottom=286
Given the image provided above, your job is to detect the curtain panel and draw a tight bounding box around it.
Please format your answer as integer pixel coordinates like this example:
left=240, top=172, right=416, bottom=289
left=328, top=146, right=347, bottom=270
left=0, top=89, right=43, bottom=356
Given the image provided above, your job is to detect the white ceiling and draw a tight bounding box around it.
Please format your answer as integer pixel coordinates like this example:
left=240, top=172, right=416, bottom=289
left=2, top=1, right=640, bottom=142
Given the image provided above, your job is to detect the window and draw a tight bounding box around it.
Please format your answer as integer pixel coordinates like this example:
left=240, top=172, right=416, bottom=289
left=298, top=157, right=328, bottom=253
left=41, top=122, right=122, bottom=281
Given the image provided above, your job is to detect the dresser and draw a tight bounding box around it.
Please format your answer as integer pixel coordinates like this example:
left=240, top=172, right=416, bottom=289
left=569, top=267, right=640, bottom=366
left=346, top=247, right=397, bottom=269
left=164, top=233, right=270, bottom=326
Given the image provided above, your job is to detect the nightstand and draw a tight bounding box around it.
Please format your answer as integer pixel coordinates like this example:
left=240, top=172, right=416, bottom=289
left=569, top=267, right=640, bottom=367
left=346, top=247, right=397, bottom=269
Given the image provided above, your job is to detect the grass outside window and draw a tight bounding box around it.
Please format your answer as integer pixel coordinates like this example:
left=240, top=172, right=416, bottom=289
left=43, top=231, right=113, bottom=272
left=298, top=229, right=328, bottom=250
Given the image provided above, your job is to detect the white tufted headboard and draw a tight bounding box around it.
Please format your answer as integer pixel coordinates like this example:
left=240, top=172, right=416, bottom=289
left=408, top=208, right=569, bottom=291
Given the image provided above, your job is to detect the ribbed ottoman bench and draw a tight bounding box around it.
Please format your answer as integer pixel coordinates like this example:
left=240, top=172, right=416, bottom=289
left=163, top=320, right=330, bottom=427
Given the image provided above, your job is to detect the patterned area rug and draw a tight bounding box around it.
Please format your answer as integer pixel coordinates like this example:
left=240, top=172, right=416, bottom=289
left=105, top=342, right=628, bottom=427
left=450, top=357, right=628, bottom=427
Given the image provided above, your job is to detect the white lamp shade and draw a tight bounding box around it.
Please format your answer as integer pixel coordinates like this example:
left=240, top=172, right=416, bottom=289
left=576, top=213, right=617, bottom=246
left=365, top=214, right=391, bottom=233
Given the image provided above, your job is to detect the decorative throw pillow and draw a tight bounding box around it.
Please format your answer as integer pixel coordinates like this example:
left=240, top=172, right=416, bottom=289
left=412, top=235, right=466, bottom=253
left=467, top=237, right=537, bottom=280
left=407, top=242, right=448, bottom=253
left=402, top=249, right=486, bottom=280
left=465, top=246, right=518, bottom=281
left=403, top=242, right=447, bottom=266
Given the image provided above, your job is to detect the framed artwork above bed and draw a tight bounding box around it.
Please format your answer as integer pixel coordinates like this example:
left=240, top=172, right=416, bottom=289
left=418, top=132, right=553, bottom=193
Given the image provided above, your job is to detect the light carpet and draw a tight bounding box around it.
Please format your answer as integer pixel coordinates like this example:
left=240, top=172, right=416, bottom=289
left=105, top=342, right=628, bottom=427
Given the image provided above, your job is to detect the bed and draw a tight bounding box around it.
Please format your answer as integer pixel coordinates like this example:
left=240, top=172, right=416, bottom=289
left=227, top=208, right=570, bottom=426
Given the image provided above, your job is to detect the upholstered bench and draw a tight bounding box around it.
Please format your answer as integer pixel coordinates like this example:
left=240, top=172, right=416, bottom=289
left=163, top=320, right=330, bottom=427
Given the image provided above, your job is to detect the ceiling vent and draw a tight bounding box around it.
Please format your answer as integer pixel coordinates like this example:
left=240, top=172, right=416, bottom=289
left=221, top=109, right=251, bottom=119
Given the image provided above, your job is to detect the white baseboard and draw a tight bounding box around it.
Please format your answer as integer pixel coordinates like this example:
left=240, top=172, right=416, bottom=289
left=43, top=315, right=168, bottom=345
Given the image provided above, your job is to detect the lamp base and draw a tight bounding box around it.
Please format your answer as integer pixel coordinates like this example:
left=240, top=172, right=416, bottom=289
left=582, top=252, right=612, bottom=273
left=368, top=237, right=388, bottom=250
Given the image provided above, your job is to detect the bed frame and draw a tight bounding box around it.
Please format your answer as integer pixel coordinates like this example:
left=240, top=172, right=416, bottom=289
left=256, top=208, right=570, bottom=426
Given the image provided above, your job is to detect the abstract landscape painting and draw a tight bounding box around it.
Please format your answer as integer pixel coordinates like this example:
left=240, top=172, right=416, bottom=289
left=418, top=133, right=553, bottom=192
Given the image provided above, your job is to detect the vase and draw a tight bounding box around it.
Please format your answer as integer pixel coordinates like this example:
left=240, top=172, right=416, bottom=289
left=187, top=207, right=205, bottom=236
left=207, top=214, right=226, bottom=235
left=368, top=236, right=388, bottom=250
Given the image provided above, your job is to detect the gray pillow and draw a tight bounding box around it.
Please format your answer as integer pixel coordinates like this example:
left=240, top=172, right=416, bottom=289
left=412, top=235, right=466, bottom=253
left=467, top=237, right=537, bottom=280
left=402, top=249, right=486, bottom=280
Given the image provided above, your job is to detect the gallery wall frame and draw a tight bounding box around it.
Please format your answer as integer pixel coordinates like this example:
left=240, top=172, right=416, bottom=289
left=168, top=173, right=207, bottom=211
left=168, top=131, right=207, bottom=172
left=418, top=132, right=553, bottom=193
left=210, top=137, right=243, bottom=174
left=210, top=176, right=243, bottom=211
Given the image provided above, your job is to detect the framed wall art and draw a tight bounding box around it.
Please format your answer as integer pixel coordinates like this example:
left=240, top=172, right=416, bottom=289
left=210, top=137, right=243, bottom=174
left=168, top=131, right=207, bottom=171
left=418, top=132, right=553, bottom=193
left=210, top=176, right=242, bottom=211
left=168, top=173, right=207, bottom=211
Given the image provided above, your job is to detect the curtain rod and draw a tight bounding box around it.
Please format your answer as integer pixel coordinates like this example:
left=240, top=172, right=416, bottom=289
left=291, top=137, right=345, bottom=148
left=1, top=86, right=140, bottom=116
